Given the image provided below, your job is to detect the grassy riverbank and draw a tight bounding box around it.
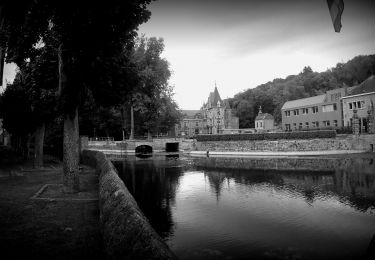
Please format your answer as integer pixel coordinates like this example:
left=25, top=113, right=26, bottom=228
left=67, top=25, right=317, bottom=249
left=0, top=146, right=104, bottom=259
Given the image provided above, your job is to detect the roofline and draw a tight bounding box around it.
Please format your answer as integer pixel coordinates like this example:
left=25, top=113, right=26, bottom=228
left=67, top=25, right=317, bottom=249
left=341, top=91, right=375, bottom=99
left=281, top=95, right=326, bottom=110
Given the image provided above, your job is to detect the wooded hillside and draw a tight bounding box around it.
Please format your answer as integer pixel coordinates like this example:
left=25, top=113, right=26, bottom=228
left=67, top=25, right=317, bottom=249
left=227, top=55, right=375, bottom=127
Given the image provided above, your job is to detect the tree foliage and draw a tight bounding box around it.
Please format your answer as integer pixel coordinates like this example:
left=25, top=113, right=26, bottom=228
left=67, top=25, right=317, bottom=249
left=79, top=36, right=181, bottom=139
left=1, top=0, right=154, bottom=190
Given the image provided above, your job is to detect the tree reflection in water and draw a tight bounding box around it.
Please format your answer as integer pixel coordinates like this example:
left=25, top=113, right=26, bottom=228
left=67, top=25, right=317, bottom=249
left=115, top=156, right=183, bottom=238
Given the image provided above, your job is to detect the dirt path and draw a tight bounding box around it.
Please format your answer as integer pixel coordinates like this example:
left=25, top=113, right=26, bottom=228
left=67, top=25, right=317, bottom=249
left=0, top=158, right=104, bottom=260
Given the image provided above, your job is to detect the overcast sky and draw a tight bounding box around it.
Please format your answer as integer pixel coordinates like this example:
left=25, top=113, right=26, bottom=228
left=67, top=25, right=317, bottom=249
left=138, top=0, right=375, bottom=109
left=2, top=0, right=375, bottom=109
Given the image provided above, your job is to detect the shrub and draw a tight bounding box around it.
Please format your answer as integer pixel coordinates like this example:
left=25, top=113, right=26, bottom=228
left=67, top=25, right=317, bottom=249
left=196, top=130, right=336, bottom=142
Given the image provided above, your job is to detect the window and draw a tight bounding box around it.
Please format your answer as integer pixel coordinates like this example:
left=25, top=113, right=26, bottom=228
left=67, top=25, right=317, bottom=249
left=322, top=104, right=336, bottom=112
left=285, top=124, right=291, bottom=131
left=348, top=101, right=365, bottom=110
left=293, top=123, right=297, bottom=130
left=196, top=122, right=199, bottom=127
left=305, top=122, right=309, bottom=128
left=316, top=121, right=319, bottom=127
left=312, top=106, right=318, bottom=113
left=302, top=108, right=309, bottom=114
left=299, top=123, right=303, bottom=129
left=285, top=111, right=291, bottom=117
left=294, top=109, right=299, bottom=116
left=323, top=121, right=330, bottom=127
left=312, top=121, right=316, bottom=128
left=333, top=120, right=338, bottom=127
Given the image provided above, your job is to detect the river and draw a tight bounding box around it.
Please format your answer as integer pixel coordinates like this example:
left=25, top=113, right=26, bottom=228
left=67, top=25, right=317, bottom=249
left=113, top=154, right=375, bottom=260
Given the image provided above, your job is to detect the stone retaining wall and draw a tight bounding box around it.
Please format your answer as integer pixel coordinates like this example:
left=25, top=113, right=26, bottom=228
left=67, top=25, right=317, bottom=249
left=81, top=150, right=176, bottom=260
left=196, top=134, right=375, bottom=152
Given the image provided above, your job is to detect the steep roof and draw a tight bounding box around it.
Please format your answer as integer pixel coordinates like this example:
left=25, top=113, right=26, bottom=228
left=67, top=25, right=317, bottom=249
left=350, top=75, right=375, bottom=95
left=281, top=95, right=326, bottom=110
left=207, top=86, right=223, bottom=108
left=181, top=110, right=200, bottom=118
left=255, top=113, right=274, bottom=120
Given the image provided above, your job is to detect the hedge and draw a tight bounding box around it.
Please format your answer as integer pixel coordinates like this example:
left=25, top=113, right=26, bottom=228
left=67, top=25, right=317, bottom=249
left=196, top=130, right=336, bottom=142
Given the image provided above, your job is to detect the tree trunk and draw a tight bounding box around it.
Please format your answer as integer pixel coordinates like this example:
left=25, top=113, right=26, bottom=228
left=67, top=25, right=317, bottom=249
left=120, top=106, right=126, bottom=141
left=130, top=105, right=134, bottom=140
left=34, top=123, right=45, bottom=168
left=59, top=44, right=80, bottom=193
left=63, top=108, right=80, bottom=193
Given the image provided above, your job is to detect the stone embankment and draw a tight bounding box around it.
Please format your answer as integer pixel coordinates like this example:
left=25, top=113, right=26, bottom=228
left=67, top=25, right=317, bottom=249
left=81, top=150, right=176, bottom=260
left=195, top=134, right=375, bottom=153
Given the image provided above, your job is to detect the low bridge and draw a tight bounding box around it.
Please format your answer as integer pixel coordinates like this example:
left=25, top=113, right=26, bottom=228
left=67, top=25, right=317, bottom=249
left=85, top=137, right=194, bottom=154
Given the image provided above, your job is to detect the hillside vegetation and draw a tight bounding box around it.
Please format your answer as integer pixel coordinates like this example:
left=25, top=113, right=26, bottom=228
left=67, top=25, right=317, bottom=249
left=227, top=55, right=375, bottom=127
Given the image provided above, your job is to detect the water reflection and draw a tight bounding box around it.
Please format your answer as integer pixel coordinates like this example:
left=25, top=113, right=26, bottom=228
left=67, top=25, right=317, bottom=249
left=114, top=155, right=375, bottom=259
left=116, top=156, right=183, bottom=238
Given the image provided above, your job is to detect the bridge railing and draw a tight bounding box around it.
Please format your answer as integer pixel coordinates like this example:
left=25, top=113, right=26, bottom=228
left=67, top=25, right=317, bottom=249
left=89, top=137, right=114, bottom=142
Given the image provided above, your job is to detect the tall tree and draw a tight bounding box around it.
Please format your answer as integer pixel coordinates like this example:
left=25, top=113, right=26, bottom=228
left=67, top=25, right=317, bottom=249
left=0, top=0, right=152, bottom=192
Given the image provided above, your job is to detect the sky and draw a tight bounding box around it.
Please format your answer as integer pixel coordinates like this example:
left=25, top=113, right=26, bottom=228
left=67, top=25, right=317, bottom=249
left=137, top=0, right=375, bottom=109
left=2, top=0, right=375, bottom=109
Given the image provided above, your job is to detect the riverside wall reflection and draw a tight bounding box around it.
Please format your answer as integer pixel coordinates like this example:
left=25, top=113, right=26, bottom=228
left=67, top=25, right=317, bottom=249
left=113, top=155, right=375, bottom=259
left=195, top=156, right=375, bottom=211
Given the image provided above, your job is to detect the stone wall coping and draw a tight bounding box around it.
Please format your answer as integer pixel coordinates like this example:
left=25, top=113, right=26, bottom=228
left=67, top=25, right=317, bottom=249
left=81, top=150, right=177, bottom=260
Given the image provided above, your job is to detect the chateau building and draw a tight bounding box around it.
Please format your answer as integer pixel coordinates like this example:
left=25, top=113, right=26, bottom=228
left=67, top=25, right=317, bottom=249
left=175, top=85, right=239, bottom=137
left=175, top=110, right=204, bottom=137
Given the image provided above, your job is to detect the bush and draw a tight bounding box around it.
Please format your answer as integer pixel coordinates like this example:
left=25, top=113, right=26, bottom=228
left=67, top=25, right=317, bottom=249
left=196, top=130, right=336, bottom=142
left=336, top=126, right=352, bottom=134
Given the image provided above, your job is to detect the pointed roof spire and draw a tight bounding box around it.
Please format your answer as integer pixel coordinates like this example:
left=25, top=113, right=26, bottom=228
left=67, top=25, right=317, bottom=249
left=258, top=105, right=262, bottom=114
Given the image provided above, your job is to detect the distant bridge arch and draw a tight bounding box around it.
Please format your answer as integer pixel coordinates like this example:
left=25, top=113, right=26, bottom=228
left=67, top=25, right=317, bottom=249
left=135, top=144, right=153, bottom=154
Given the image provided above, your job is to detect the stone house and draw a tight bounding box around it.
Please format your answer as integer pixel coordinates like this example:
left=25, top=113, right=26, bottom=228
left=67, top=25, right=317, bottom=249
left=255, top=107, right=274, bottom=131
left=341, top=75, right=375, bottom=134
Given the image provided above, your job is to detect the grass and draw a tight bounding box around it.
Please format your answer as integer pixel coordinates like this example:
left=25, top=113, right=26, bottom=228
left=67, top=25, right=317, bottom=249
left=0, top=146, right=104, bottom=260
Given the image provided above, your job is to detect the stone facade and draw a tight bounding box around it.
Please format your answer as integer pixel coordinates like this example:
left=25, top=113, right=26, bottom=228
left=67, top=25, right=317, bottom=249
left=342, top=92, right=375, bottom=134
left=175, top=110, right=205, bottom=137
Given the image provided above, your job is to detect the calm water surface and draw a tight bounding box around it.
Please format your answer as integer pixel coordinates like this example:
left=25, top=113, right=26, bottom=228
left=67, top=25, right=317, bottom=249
left=113, top=155, right=375, bottom=260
